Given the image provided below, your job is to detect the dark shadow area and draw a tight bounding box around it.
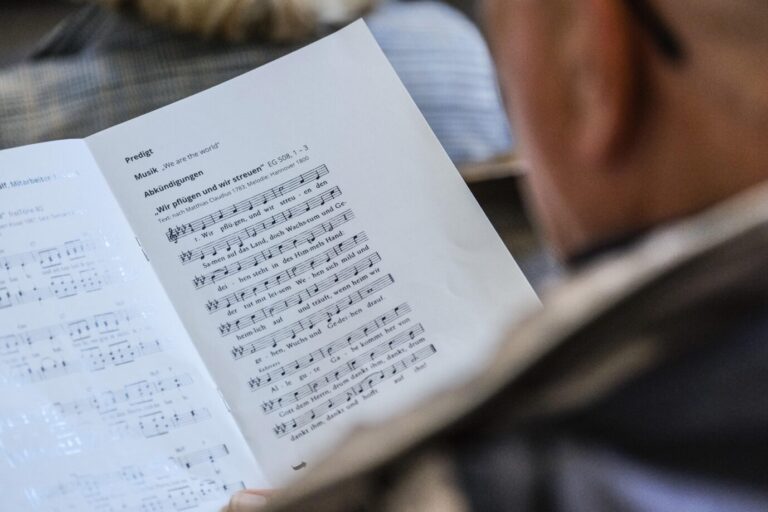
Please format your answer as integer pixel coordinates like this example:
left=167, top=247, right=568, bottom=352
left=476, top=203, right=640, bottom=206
left=0, top=1, right=77, bottom=66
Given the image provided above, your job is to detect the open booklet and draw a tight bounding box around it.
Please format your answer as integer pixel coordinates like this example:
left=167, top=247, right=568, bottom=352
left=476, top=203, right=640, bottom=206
left=0, top=21, right=538, bottom=511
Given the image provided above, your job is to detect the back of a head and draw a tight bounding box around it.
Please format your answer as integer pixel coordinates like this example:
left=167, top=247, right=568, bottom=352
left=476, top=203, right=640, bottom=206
left=484, top=0, right=768, bottom=259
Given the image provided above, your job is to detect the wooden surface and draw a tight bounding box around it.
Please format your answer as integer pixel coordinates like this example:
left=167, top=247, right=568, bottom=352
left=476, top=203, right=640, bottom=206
left=469, top=178, right=555, bottom=289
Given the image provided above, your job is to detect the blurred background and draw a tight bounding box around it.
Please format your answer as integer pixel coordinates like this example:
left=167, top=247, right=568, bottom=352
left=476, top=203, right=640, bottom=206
left=0, top=0, right=556, bottom=288
left=0, top=1, right=476, bottom=66
left=1, top=1, right=77, bottom=66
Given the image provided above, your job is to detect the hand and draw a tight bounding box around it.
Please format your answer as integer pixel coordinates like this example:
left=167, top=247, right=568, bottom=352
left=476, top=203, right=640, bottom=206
left=222, top=490, right=275, bottom=511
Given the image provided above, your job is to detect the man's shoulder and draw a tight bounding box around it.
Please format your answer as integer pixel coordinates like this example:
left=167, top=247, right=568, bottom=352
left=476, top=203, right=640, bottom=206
left=511, top=180, right=768, bottom=419
left=461, top=179, right=768, bottom=425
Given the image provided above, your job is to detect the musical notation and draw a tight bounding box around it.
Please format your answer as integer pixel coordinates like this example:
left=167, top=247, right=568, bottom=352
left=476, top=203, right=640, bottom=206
left=273, top=345, right=437, bottom=437
left=206, top=232, right=369, bottom=313
left=0, top=268, right=106, bottom=309
left=262, top=324, right=425, bottom=412
left=33, top=449, right=241, bottom=512
left=166, top=165, right=330, bottom=243
left=247, top=304, right=411, bottom=390
left=67, top=311, right=132, bottom=343
left=51, top=374, right=194, bottom=418
left=229, top=274, right=395, bottom=355
left=218, top=254, right=382, bottom=335
left=2, top=371, right=196, bottom=444
left=0, top=155, right=268, bottom=512
left=179, top=187, right=341, bottom=264
left=81, top=339, right=163, bottom=372
left=0, top=239, right=92, bottom=273
left=0, top=310, right=160, bottom=385
left=137, top=408, right=211, bottom=438
left=11, top=357, right=78, bottom=384
left=192, top=210, right=354, bottom=288
left=174, top=444, right=230, bottom=469
left=165, top=479, right=245, bottom=511
left=53, top=269, right=105, bottom=297
left=1, top=310, right=131, bottom=355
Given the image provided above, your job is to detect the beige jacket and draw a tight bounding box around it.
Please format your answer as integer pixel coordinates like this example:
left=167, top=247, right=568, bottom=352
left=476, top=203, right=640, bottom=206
left=85, top=0, right=378, bottom=41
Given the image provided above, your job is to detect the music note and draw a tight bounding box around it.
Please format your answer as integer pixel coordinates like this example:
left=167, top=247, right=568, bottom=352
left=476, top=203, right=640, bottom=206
left=167, top=165, right=331, bottom=245
left=194, top=210, right=355, bottom=289
left=272, top=344, right=437, bottom=437
left=246, top=305, right=411, bottom=391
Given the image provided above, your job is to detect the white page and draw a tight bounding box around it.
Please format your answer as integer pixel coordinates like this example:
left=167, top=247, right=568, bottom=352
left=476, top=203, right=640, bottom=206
left=86, top=21, right=539, bottom=484
left=0, top=141, right=268, bottom=511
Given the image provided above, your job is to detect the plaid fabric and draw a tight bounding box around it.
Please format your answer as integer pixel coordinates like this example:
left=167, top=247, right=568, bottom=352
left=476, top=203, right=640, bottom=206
left=0, top=1, right=513, bottom=169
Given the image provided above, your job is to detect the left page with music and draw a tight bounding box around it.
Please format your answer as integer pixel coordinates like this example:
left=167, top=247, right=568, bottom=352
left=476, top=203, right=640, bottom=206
left=0, top=140, right=268, bottom=511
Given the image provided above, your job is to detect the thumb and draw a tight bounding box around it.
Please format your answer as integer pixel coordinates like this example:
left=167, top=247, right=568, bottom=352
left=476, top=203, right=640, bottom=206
left=224, top=490, right=273, bottom=511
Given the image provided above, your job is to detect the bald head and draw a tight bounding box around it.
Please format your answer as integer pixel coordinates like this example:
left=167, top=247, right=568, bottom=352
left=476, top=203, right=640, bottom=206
left=484, top=0, right=768, bottom=259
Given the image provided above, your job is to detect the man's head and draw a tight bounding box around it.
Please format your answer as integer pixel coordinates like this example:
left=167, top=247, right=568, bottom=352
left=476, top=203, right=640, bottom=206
left=484, top=0, right=768, bottom=260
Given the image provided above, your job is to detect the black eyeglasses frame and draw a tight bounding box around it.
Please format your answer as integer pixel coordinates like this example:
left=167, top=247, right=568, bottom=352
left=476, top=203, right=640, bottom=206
left=624, top=0, right=685, bottom=62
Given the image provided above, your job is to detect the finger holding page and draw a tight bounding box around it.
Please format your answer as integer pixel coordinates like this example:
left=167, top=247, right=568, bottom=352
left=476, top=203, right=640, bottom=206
left=223, top=490, right=275, bottom=511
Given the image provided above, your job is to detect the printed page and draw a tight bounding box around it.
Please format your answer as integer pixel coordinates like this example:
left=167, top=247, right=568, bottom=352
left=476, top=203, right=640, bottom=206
left=86, top=21, right=539, bottom=484
left=0, top=141, right=268, bottom=511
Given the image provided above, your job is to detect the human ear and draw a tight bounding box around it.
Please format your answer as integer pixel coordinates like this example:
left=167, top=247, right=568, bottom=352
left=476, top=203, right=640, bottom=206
left=570, top=0, right=641, bottom=165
